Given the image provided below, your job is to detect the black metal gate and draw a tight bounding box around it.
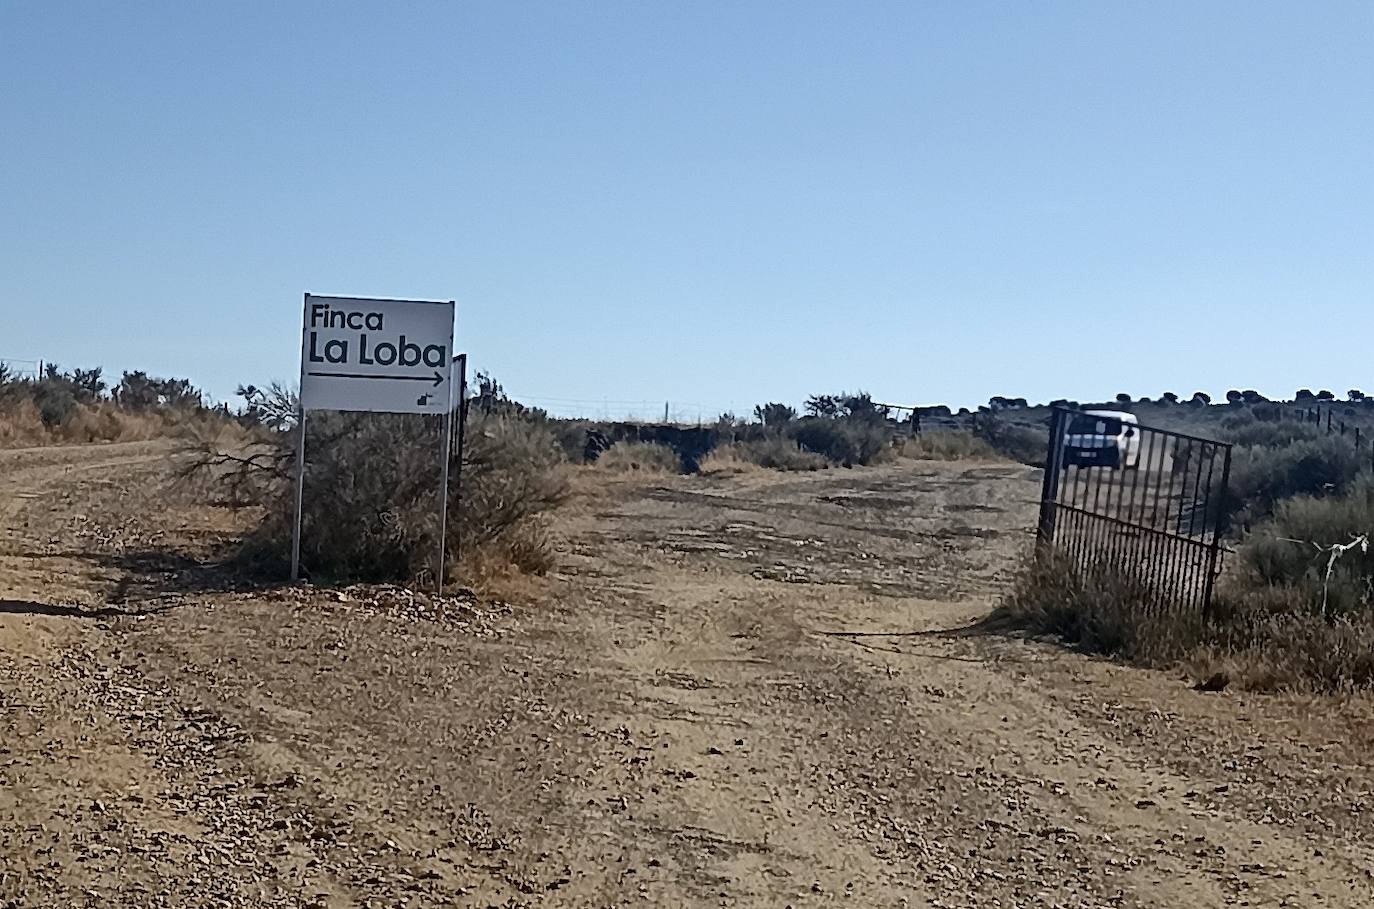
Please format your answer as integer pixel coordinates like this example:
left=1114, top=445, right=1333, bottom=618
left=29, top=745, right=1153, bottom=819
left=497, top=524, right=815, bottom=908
left=1037, top=408, right=1232, bottom=615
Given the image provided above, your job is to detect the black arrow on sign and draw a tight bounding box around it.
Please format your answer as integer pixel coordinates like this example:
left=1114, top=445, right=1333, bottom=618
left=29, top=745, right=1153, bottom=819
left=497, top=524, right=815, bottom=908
left=307, top=370, right=445, bottom=387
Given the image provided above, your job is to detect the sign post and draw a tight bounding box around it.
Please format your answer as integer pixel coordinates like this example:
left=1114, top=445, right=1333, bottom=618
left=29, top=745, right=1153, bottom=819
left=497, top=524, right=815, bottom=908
left=450, top=354, right=469, bottom=567
left=435, top=357, right=457, bottom=592
left=292, top=293, right=456, bottom=586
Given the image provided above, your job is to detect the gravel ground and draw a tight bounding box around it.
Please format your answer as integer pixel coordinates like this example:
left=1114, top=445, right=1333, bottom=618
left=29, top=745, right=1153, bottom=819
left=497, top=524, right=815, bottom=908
left=3, top=444, right=1374, bottom=907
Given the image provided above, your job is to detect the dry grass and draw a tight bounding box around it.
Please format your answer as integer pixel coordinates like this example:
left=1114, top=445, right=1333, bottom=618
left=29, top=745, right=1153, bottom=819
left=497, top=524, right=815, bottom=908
left=0, top=399, right=185, bottom=448
left=703, top=438, right=830, bottom=473
left=993, top=550, right=1374, bottom=694
left=593, top=441, right=682, bottom=474
left=698, top=444, right=770, bottom=476
left=896, top=431, right=999, bottom=461
left=1185, top=586, right=1374, bottom=693
left=450, top=514, right=559, bottom=602
left=986, top=552, right=1201, bottom=666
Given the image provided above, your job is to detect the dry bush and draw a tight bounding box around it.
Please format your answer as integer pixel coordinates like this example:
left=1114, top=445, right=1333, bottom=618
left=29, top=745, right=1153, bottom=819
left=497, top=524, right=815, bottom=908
left=987, top=552, right=1202, bottom=666
left=54, top=403, right=168, bottom=444
left=457, top=413, right=569, bottom=570
left=190, top=409, right=568, bottom=585
left=0, top=398, right=47, bottom=447
left=697, top=445, right=768, bottom=476
left=593, top=441, right=681, bottom=474
left=712, top=437, right=830, bottom=472
left=994, top=539, right=1374, bottom=693
left=0, top=366, right=210, bottom=449
left=897, top=431, right=999, bottom=461
left=0, top=396, right=197, bottom=448
left=175, top=420, right=289, bottom=507
left=1188, top=585, right=1374, bottom=693
left=545, top=418, right=595, bottom=462
left=1220, top=412, right=1323, bottom=448
left=1179, top=475, right=1374, bottom=692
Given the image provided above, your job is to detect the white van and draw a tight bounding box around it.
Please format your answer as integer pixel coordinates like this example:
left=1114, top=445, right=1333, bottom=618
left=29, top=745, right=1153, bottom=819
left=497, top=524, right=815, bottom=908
left=1063, top=410, right=1141, bottom=469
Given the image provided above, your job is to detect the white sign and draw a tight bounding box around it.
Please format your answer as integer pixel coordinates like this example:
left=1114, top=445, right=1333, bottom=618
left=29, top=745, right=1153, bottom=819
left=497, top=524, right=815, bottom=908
left=298, top=294, right=455, bottom=414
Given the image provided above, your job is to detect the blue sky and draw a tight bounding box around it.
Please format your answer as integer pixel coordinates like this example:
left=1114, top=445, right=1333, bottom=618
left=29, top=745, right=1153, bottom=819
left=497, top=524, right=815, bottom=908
left=3, top=2, right=1370, bottom=419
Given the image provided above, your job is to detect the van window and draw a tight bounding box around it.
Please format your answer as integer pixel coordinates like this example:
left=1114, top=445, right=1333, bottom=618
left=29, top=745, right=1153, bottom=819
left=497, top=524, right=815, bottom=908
left=1068, top=415, right=1122, bottom=436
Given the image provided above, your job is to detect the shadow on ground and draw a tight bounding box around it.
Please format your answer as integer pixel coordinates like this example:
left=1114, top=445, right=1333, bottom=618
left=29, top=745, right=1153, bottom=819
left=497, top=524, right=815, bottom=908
left=0, top=597, right=185, bottom=620
left=13, top=547, right=286, bottom=603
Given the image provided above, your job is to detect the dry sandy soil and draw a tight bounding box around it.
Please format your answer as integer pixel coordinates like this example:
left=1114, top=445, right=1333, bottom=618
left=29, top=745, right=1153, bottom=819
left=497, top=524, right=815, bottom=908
left=4, top=441, right=1374, bottom=908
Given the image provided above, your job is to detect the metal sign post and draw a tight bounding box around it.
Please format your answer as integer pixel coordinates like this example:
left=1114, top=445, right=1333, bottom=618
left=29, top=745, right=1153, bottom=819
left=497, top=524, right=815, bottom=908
left=451, top=354, right=469, bottom=567
left=291, top=293, right=457, bottom=583
left=290, top=406, right=307, bottom=580
left=435, top=355, right=458, bottom=593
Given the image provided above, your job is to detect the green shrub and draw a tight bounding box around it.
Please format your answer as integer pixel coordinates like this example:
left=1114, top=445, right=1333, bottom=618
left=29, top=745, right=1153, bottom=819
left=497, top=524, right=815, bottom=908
left=1219, top=412, right=1322, bottom=447
left=1234, top=474, right=1374, bottom=614
left=32, top=380, right=78, bottom=427
left=1223, top=436, right=1361, bottom=526
left=972, top=415, right=1046, bottom=466
left=788, top=417, right=892, bottom=466
left=753, top=402, right=797, bottom=428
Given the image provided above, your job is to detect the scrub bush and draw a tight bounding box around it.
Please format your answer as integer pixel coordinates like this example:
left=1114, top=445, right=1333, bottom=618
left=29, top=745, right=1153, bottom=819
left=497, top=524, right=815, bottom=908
left=972, top=415, right=1046, bottom=466
left=594, top=441, right=682, bottom=473
left=896, top=431, right=999, bottom=461
left=788, top=417, right=892, bottom=466
left=995, top=476, right=1374, bottom=693
left=188, top=402, right=569, bottom=584
left=702, top=437, right=829, bottom=472
left=1222, top=436, right=1361, bottom=528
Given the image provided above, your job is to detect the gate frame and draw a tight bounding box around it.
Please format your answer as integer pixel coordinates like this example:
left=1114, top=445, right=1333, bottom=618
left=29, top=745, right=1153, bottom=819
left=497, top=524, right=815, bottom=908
left=1036, top=406, right=1233, bottom=616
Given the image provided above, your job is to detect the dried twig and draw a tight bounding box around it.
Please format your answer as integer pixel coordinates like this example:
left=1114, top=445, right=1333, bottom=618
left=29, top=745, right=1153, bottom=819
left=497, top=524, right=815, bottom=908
left=1279, top=534, right=1370, bottom=617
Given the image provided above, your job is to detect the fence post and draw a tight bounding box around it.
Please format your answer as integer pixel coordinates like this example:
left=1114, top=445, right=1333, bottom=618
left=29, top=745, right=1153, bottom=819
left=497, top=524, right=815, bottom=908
left=1037, top=409, right=1066, bottom=546
left=1201, top=447, right=1233, bottom=622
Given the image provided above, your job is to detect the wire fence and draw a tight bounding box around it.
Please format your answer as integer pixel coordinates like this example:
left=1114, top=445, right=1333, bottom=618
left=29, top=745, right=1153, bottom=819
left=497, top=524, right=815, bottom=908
left=508, top=393, right=937, bottom=427
left=0, top=357, right=42, bottom=380
left=1290, top=404, right=1374, bottom=470
left=507, top=393, right=742, bottom=425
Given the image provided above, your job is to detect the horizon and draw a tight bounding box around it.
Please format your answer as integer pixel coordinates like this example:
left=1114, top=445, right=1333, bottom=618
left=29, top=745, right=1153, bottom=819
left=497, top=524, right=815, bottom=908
left=2, top=351, right=1368, bottom=424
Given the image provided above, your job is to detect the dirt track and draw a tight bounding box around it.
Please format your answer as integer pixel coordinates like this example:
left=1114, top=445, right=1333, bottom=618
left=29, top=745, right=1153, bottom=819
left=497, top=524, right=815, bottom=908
left=4, top=444, right=1374, bottom=907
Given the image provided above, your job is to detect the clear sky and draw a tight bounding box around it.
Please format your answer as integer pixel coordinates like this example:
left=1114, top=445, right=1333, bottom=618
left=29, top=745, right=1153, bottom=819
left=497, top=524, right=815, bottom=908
left=3, top=2, right=1371, bottom=419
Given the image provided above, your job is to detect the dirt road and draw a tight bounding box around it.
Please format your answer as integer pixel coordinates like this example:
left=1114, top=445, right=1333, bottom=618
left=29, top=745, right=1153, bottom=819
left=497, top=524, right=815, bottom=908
left=3, top=445, right=1374, bottom=907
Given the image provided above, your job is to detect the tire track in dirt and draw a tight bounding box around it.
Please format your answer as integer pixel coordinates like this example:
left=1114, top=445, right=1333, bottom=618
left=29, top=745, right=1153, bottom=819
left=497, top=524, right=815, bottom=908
left=6, top=451, right=1374, bottom=906
left=0, top=441, right=180, bottom=606
left=553, top=462, right=1374, bottom=907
